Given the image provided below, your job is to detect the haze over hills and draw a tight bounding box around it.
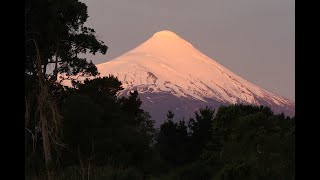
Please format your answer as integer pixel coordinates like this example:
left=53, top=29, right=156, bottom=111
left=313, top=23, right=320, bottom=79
left=93, top=30, right=294, bottom=125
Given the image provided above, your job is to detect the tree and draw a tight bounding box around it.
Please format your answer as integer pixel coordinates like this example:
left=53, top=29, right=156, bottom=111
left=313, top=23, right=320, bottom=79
left=120, top=90, right=143, bottom=118
left=59, top=77, right=155, bottom=173
left=156, top=111, right=179, bottom=166
left=25, top=0, right=107, bottom=179
left=25, top=0, right=107, bottom=81
left=188, top=107, right=215, bottom=159
left=156, top=111, right=190, bottom=166
left=203, top=104, right=295, bottom=179
left=118, top=90, right=156, bottom=167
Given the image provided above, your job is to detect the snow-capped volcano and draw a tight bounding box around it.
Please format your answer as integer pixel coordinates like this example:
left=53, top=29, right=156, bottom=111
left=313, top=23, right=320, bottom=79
left=97, top=30, right=295, bottom=124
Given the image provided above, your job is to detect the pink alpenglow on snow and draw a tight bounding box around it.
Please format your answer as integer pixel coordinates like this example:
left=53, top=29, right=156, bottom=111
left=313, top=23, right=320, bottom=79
left=68, top=30, right=295, bottom=125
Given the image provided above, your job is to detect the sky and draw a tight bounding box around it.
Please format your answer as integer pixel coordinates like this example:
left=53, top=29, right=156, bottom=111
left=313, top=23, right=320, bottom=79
left=80, top=0, right=295, bottom=101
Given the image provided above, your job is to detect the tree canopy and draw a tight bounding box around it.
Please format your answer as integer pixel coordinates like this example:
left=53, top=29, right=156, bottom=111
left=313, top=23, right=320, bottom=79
left=25, top=0, right=107, bottom=82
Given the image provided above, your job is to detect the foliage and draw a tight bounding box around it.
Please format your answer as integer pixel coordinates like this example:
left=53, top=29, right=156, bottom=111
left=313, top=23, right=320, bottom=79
left=25, top=0, right=107, bottom=81
left=60, top=76, right=155, bottom=168
left=208, top=104, right=295, bottom=179
left=152, top=104, right=294, bottom=179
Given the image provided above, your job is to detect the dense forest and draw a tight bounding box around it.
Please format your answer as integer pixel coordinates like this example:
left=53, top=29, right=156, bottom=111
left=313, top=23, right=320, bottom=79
left=25, top=0, right=295, bottom=179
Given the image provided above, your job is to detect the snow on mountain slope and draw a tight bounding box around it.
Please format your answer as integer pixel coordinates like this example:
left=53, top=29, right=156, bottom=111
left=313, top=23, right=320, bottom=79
left=95, top=30, right=294, bottom=124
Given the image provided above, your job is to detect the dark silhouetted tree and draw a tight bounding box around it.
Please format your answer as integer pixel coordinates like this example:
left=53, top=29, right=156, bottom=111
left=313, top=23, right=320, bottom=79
left=25, top=0, right=107, bottom=178
left=188, top=107, right=215, bottom=160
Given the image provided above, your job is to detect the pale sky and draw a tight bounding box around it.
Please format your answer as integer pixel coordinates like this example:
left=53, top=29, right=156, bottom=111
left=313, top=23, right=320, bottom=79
left=80, top=0, right=295, bottom=101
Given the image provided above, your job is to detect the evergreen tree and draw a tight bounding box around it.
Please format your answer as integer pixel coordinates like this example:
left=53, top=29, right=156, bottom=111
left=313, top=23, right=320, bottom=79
left=188, top=107, right=215, bottom=160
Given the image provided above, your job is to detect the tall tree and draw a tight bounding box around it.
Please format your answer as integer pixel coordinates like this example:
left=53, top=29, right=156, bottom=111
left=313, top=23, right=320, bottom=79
left=188, top=107, right=215, bottom=159
left=156, top=111, right=190, bottom=166
left=25, top=0, right=107, bottom=81
left=25, top=0, right=107, bottom=179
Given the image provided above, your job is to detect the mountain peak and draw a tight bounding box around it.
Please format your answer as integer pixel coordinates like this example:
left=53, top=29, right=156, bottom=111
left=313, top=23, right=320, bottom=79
left=134, top=30, right=195, bottom=55
left=152, top=30, right=179, bottom=39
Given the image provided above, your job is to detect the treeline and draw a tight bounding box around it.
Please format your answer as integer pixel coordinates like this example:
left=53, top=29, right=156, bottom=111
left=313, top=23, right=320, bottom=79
left=25, top=75, right=295, bottom=179
left=154, top=104, right=295, bottom=180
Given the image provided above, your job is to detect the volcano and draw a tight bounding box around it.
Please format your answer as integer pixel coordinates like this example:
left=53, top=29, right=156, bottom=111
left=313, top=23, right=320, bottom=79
left=95, top=30, right=294, bottom=125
